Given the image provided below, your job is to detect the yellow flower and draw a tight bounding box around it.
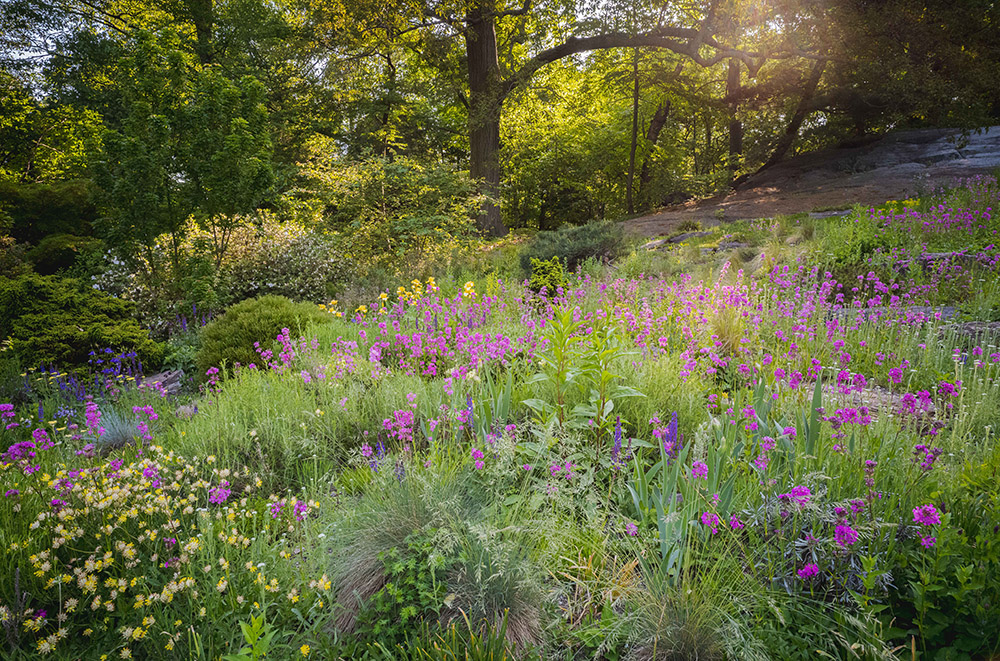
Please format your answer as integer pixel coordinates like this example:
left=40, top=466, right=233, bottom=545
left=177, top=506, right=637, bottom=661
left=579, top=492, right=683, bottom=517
left=300, top=645, right=310, bottom=656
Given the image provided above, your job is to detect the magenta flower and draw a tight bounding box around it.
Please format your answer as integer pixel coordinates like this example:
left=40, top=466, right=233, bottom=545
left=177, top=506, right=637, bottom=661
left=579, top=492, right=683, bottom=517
left=912, top=504, right=941, bottom=526
left=920, top=536, right=936, bottom=548
left=797, top=563, right=820, bottom=579
left=834, top=523, right=859, bottom=547
left=729, top=515, right=744, bottom=530
left=700, top=511, right=720, bottom=534
left=625, top=521, right=638, bottom=536
left=691, top=461, right=708, bottom=480
left=471, top=447, right=484, bottom=460
left=208, top=481, right=231, bottom=504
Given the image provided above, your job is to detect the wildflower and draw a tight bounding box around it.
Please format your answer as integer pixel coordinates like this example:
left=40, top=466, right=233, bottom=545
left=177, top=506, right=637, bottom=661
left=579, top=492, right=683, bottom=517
left=797, top=563, right=820, bottom=580
left=471, top=447, right=484, bottom=460
left=834, top=523, right=859, bottom=548
left=920, top=536, right=936, bottom=548
left=691, top=461, right=708, bottom=480
left=700, top=512, right=720, bottom=534
left=729, top=515, right=744, bottom=530
left=301, top=645, right=310, bottom=657
left=625, top=521, right=638, bottom=536
left=912, top=504, right=941, bottom=526
left=779, top=485, right=811, bottom=507
left=208, top=481, right=231, bottom=505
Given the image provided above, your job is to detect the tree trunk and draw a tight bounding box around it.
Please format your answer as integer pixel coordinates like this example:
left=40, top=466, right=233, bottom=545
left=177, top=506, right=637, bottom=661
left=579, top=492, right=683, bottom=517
left=186, top=0, right=214, bottom=64
left=465, top=4, right=508, bottom=237
left=626, top=48, right=640, bottom=214
left=638, top=100, right=670, bottom=206
left=727, top=58, right=742, bottom=184
left=754, top=59, right=826, bottom=176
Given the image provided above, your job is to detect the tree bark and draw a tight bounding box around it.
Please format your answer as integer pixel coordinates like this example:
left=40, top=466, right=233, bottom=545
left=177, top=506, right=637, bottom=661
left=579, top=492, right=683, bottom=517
left=185, top=0, right=214, bottom=65
left=727, top=58, right=742, bottom=184
left=742, top=58, right=826, bottom=184
left=638, top=100, right=670, bottom=205
left=626, top=48, right=640, bottom=214
left=465, top=3, right=507, bottom=237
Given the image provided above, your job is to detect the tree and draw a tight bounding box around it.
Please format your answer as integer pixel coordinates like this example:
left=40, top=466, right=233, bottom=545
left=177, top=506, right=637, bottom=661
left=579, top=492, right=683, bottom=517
left=93, top=31, right=273, bottom=276
left=181, top=68, right=275, bottom=268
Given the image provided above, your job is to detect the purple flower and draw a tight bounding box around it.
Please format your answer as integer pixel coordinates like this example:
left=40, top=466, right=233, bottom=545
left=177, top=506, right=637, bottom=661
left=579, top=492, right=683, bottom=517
left=834, top=523, right=859, bottom=548
left=920, top=536, right=936, bottom=548
left=700, top=511, right=720, bottom=534
left=471, top=447, right=484, bottom=460
left=294, top=500, right=309, bottom=521
left=797, top=563, right=820, bottom=579
left=691, top=461, right=708, bottom=480
left=625, top=521, right=638, bottom=537
left=208, top=481, right=231, bottom=504
left=729, top=515, right=744, bottom=530
left=779, top=485, right=811, bottom=507
left=912, top=504, right=941, bottom=526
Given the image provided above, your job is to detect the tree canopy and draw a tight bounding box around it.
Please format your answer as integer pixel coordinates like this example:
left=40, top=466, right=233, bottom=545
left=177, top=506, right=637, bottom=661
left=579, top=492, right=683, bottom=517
left=2, top=0, right=998, bottom=237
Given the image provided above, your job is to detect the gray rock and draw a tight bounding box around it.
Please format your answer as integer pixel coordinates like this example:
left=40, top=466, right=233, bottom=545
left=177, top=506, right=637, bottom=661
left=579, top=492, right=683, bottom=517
left=668, top=231, right=713, bottom=243
left=808, top=209, right=852, bottom=219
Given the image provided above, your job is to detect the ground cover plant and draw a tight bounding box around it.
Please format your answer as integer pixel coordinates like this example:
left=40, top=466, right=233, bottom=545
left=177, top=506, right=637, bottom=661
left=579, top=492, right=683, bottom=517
left=1, top=176, right=999, bottom=659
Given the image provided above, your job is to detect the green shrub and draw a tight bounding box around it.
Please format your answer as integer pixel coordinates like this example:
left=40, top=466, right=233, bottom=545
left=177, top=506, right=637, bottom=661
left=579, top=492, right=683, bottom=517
left=0, top=235, right=32, bottom=278
left=217, top=232, right=351, bottom=306
left=196, top=295, right=332, bottom=375
left=527, top=256, right=566, bottom=295
left=27, top=233, right=104, bottom=275
left=0, top=273, right=162, bottom=370
left=518, top=220, right=626, bottom=275
left=0, top=179, right=97, bottom=244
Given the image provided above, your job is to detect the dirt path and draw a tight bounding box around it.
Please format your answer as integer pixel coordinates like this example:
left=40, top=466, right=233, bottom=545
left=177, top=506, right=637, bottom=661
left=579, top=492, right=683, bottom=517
left=625, top=127, right=1000, bottom=237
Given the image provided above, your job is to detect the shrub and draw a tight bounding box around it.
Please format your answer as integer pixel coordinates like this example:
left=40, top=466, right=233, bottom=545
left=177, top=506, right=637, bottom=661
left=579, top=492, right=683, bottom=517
left=0, top=235, right=31, bottom=278
left=528, top=256, right=566, bottom=295
left=0, top=273, right=162, bottom=370
left=296, top=137, right=487, bottom=275
left=0, top=179, right=97, bottom=244
left=195, top=295, right=332, bottom=375
left=26, top=233, right=104, bottom=275
left=518, top=220, right=626, bottom=275
left=217, top=232, right=351, bottom=306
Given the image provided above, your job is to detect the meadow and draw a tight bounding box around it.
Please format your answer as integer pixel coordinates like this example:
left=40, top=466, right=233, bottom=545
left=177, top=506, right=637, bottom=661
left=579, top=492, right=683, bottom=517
left=2, top=175, right=1000, bottom=660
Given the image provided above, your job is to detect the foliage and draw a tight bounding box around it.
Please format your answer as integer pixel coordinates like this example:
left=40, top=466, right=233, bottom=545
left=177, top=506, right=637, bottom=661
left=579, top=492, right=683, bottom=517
left=0, top=179, right=97, bottom=244
left=195, top=295, right=331, bottom=375
left=0, top=273, right=162, bottom=370
left=518, top=221, right=626, bottom=275
left=355, top=529, right=451, bottom=645
left=295, top=137, right=487, bottom=274
left=26, top=233, right=103, bottom=275
left=527, top=256, right=566, bottom=295
left=0, top=235, right=31, bottom=278
left=93, top=30, right=274, bottom=272
left=216, top=231, right=351, bottom=306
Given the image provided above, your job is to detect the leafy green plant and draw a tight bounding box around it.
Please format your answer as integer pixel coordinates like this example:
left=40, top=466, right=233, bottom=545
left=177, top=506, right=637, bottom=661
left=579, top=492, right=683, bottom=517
left=518, top=220, right=626, bottom=275
left=375, top=613, right=539, bottom=660
left=222, top=614, right=282, bottom=661
left=528, top=256, right=566, bottom=295
left=0, top=272, right=163, bottom=370
left=26, top=233, right=103, bottom=275
left=355, top=529, right=451, bottom=644
left=195, top=294, right=331, bottom=376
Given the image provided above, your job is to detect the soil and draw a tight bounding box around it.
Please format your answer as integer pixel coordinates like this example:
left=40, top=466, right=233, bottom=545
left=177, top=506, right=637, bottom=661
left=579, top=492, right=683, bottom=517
left=625, top=126, right=1000, bottom=237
